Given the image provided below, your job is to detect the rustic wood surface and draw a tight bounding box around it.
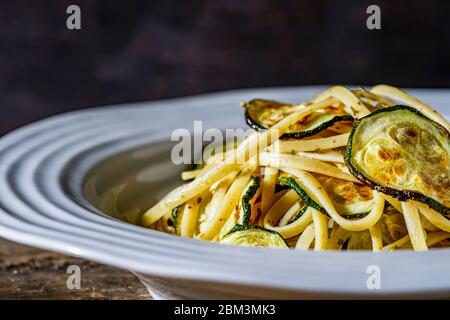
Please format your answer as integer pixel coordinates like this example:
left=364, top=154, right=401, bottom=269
left=0, top=238, right=150, bottom=300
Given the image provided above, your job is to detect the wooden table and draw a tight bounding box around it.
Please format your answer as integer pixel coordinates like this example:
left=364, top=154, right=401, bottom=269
left=0, top=238, right=150, bottom=300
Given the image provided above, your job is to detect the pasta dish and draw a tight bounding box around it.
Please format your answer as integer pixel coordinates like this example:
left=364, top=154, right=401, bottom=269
left=141, top=85, right=449, bottom=251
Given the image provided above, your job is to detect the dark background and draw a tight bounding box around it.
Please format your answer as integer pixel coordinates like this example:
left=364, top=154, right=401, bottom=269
left=1, top=0, right=449, bottom=135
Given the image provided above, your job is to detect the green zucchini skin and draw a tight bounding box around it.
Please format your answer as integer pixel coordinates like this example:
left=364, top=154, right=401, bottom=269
left=224, top=224, right=289, bottom=247
left=245, top=109, right=265, bottom=132
left=312, top=174, right=373, bottom=216
left=241, top=176, right=261, bottom=225
left=341, top=237, right=351, bottom=250
left=278, top=176, right=327, bottom=215
left=289, top=206, right=309, bottom=223
left=345, top=212, right=370, bottom=219
left=280, top=176, right=370, bottom=219
left=244, top=99, right=353, bottom=139
left=282, top=115, right=354, bottom=139
left=171, top=206, right=180, bottom=233
left=226, top=223, right=279, bottom=235
left=345, top=105, right=450, bottom=216
left=274, top=183, right=290, bottom=193
left=243, top=99, right=289, bottom=132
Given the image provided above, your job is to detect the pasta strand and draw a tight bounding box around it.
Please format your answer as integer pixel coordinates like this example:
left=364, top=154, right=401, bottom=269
left=401, top=202, right=428, bottom=251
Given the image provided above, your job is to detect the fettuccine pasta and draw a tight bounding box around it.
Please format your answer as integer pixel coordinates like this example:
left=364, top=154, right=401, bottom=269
left=140, top=85, right=450, bottom=251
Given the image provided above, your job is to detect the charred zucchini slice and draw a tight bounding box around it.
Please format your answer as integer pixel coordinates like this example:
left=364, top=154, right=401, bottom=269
left=313, top=174, right=373, bottom=215
left=171, top=206, right=181, bottom=235
left=240, top=176, right=261, bottom=225
left=219, top=176, right=260, bottom=237
left=279, top=176, right=371, bottom=219
left=243, top=99, right=353, bottom=138
left=221, top=224, right=288, bottom=248
left=346, top=105, right=449, bottom=215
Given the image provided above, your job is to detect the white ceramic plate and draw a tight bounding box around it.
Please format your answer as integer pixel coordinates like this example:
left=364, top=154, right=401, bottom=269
left=0, top=86, right=449, bottom=299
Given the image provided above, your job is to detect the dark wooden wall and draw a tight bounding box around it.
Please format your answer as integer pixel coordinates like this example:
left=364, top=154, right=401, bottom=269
left=1, top=0, right=449, bottom=135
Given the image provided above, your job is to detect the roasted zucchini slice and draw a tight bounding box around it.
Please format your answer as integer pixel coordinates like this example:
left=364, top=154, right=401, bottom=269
left=313, top=174, right=373, bottom=216
left=243, top=99, right=353, bottom=138
left=279, top=176, right=371, bottom=219
left=221, top=224, right=288, bottom=248
left=219, top=176, right=260, bottom=237
left=240, top=176, right=261, bottom=225
left=171, top=206, right=181, bottom=235
left=346, top=105, right=449, bottom=215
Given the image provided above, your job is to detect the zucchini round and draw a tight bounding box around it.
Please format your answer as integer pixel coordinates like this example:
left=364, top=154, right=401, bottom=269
left=345, top=105, right=449, bottom=215
left=221, top=224, right=288, bottom=248
left=243, top=99, right=353, bottom=139
left=313, top=174, right=373, bottom=215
